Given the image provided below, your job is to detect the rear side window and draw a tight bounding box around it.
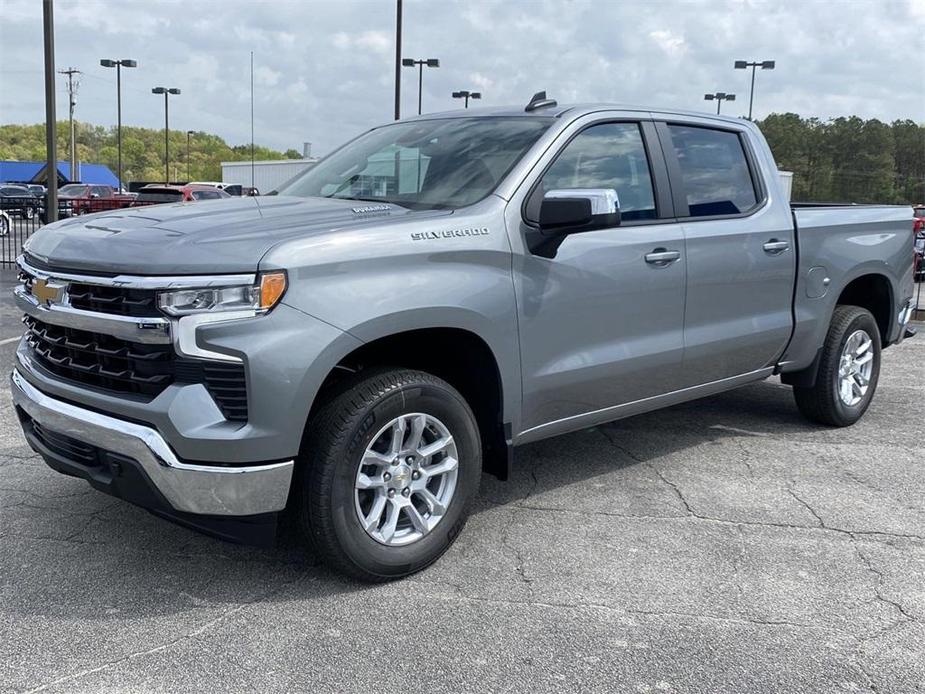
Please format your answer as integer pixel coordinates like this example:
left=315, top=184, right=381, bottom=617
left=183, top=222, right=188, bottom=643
left=667, top=125, right=758, bottom=217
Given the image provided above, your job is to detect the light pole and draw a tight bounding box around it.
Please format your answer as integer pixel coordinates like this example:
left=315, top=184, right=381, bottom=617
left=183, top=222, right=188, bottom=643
left=704, top=92, right=736, bottom=115
left=394, top=0, right=402, bottom=120
left=151, top=87, right=180, bottom=184
left=43, top=0, right=57, bottom=222
left=734, top=59, right=775, bottom=120
left=452, top=90, right=481, bottom=108
left=401, top=57, right=439, bottom=115
left=186, top=130, right=193, bottom=181
left=100, top=58, right=136, bottom=192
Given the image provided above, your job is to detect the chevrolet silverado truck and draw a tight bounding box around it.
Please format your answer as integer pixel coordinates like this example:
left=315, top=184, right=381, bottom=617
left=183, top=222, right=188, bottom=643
left=11, top=93, right=917, bottom=581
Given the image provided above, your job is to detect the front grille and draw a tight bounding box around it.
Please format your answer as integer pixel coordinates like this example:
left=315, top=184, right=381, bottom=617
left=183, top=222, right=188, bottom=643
left=25, top=316, right=173, bottom=396
left=24, top=316, right=248, bottom=421
left=67, top=283, right=160, bottom=317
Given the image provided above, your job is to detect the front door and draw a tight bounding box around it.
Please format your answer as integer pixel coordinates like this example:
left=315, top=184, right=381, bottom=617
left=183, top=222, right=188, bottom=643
left=512, top=120, right=688, bottom=437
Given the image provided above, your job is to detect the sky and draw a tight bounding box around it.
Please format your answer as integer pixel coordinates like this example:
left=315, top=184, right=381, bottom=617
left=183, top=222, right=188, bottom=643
left=1, top=0, right=923, bottom=157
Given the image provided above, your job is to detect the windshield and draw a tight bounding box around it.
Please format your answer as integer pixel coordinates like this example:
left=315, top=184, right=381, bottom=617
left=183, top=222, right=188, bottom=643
left=58, top=184, right=89, bottom=197
left=278, top=117, right=551, bottom=210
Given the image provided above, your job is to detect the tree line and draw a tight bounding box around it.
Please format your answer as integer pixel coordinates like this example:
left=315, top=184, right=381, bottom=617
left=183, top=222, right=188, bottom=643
left=1, top=115, right=923, bottom=203
left=0, top=121, right=301, bottom=183
left=756, top=114, right=923, bottom=204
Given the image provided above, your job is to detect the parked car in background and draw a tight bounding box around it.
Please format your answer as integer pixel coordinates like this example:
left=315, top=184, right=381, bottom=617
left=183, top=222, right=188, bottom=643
left=26, top=184, right=46, bottom=198
left=188, top=181, right=227, bottom=190
left=56, top=184, right=135, bottom=216
left=0, top=184, right=40, bottom=220
left=914, top=207, right=925, bottom=281
left=222, top=184, right=260, bottom=196
left=131, top=183, right=232, bottom=206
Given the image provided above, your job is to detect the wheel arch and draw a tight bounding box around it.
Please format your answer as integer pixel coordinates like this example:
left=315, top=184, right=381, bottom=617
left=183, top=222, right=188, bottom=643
left=302, top=312, right=517, bottom=480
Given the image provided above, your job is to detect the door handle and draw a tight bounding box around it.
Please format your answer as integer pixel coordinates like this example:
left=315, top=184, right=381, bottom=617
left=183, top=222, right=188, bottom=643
left=645, top=249, right=681, bottom=266
left=763, top=239, right=790, bottom=254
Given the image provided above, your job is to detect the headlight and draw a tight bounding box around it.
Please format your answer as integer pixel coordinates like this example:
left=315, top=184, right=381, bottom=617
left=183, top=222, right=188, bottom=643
left=158, top=271, right=287, bottom=316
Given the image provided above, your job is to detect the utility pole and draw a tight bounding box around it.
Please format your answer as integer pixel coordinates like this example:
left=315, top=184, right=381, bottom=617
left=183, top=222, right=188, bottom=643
left=59, top=67, right=80, bottom=181
left=43, top=0, right=57, bottom=223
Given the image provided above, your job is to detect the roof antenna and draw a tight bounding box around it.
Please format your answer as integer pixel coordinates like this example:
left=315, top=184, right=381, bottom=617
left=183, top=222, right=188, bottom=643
left=525, top=90, right=557, bottom=112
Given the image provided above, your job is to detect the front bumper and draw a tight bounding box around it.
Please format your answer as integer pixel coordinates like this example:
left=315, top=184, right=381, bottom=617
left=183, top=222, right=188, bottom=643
left=11, top=368, right=294, bottom=519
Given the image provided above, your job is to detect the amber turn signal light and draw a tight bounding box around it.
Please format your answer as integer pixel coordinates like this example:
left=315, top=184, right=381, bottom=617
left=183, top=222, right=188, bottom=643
left=258, top=271, right=287, bottom=310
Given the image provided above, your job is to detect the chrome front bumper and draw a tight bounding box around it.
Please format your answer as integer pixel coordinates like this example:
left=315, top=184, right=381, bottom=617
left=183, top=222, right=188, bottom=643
left=11, top=368, right=293, bottom=516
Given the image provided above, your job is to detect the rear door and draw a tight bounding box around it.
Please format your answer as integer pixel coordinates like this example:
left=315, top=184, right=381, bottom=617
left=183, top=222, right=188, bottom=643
left=655, top=119, right=796, bottom=385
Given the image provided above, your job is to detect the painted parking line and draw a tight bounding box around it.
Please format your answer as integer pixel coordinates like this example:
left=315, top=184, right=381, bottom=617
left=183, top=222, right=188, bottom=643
left=0, top=335, right=22, bottom=346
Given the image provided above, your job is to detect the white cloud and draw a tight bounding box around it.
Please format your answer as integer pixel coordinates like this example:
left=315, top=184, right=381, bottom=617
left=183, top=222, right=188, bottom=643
left=0, top=0, right=922, bottom=157
left=649, top=29, right=687, bottom=58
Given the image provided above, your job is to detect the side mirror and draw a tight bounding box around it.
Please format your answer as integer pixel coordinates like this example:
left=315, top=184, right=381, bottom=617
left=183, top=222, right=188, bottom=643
left=528, top=188, right=620, bottom=258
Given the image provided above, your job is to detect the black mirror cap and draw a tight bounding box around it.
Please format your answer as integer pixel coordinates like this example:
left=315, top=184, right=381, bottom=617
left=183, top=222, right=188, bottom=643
left=529, top=197, right=621, bottom=258
left=539, top=196, right=593, bottom=230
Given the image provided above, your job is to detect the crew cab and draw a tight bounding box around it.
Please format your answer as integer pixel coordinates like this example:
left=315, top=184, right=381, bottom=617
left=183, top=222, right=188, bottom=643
left=10, top=94, right=916, bottom=581
left=56, top=183, right=134, bottom=216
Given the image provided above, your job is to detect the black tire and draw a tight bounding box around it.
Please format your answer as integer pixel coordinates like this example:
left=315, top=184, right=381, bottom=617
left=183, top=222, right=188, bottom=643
left=793, top=305, right=881, bottom=427
left=298, top=368, right=481, bottom=581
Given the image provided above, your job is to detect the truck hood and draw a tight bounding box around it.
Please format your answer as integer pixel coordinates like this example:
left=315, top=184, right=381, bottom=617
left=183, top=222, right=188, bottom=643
left=24, top=196, right=448, bottom=275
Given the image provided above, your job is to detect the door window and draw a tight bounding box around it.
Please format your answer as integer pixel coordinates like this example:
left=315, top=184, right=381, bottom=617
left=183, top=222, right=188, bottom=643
left=528, top=122, right=657, bottom=222
left=667, top=125, right=758, bottom=217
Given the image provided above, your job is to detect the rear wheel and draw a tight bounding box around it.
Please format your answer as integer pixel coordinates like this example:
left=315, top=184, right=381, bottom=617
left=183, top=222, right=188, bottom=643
left=793, top=305, right=881, bottom=426
left=298, top=368, right=481, bottom=581
left=0, top=214, right=9, bottom=236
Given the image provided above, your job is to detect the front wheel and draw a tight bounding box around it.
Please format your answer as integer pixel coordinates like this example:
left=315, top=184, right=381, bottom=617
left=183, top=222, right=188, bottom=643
left=793, top=305, right=881, bottom=427
left=298, top=368, right=481, bottom=581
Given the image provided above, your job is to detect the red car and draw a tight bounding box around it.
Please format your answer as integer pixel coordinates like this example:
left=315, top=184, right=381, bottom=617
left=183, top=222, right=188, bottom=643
left=131, top=184, right=232, bottom=206
left=913, top=207, right=925, bottom=281
left=56, top=183, right=135, bottom=216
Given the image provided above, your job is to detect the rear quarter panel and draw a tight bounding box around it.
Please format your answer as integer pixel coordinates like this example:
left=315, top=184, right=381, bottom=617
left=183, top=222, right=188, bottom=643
left=782, top=205, right=915, bottom=370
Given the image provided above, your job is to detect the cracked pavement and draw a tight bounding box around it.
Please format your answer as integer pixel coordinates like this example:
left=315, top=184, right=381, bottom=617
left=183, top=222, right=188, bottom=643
left=1, top=268, right=922, bottom=692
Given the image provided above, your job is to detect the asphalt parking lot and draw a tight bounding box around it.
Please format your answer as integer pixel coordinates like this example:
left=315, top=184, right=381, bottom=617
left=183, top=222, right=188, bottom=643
left=1, top=270, right=923, bottom=693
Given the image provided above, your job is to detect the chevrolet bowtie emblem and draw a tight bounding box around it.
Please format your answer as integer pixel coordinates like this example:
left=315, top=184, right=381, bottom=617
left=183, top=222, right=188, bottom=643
left=32, top=279, right=62, bottom=305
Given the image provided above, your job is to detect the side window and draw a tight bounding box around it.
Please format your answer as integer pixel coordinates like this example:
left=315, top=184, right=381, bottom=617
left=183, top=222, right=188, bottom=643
left=529, top=122, right=657, bottom=223
left=667, top=125, right=758, bottom=217
left=91, top=186, right=108, bottom=197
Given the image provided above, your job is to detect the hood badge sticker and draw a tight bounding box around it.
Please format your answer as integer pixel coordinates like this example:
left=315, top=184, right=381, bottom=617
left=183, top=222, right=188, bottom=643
left=351, top=205, right=391, bottom=214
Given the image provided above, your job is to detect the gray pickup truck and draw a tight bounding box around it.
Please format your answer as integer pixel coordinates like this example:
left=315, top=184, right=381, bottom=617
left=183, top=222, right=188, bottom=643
left=11, top=93, right=916, bottom=581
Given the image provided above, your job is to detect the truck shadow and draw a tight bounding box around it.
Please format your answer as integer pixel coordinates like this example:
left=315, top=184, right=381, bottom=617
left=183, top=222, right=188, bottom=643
left=0, top=377, right=884, bottom=621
